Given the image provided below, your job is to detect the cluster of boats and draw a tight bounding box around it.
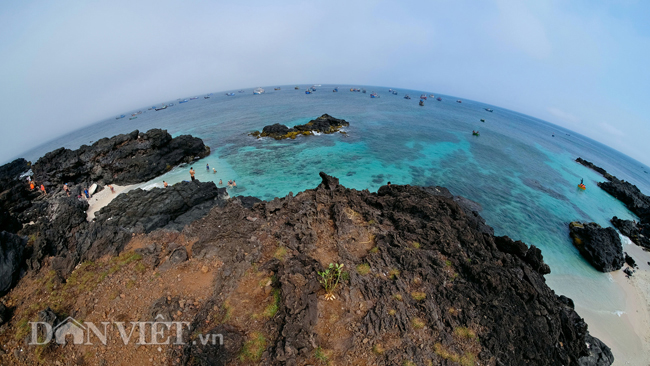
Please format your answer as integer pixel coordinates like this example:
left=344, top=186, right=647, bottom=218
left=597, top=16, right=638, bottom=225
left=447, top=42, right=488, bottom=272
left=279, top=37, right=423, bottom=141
left=115, top=86, right=498, bottom=124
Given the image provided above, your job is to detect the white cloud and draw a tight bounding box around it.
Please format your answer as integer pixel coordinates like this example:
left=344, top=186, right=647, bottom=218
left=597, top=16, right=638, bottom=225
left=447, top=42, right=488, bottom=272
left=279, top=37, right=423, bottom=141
left=598, top=122, right=625, bottom=137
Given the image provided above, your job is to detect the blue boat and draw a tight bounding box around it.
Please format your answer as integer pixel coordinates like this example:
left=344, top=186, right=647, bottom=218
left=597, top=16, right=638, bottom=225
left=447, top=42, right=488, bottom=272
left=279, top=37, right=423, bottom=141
left=392, top=91, right=397, bottom=95
left=333, top=87, right=338, bottom=92
left=305, top=90, right=311, bottom=94
left=225, top=93, right=235, bottom=96
left=370, top=92, right=379, bottom=98
left=404, top=94, right=411, bottom=100
left=179, top=99, right=189, bottom=103
left=115, top=114, right=126, bottom=120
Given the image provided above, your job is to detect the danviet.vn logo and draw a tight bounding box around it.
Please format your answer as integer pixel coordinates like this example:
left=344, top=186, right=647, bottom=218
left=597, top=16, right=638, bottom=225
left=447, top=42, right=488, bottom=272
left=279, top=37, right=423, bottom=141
left=29, top=315, right=223, bottom=346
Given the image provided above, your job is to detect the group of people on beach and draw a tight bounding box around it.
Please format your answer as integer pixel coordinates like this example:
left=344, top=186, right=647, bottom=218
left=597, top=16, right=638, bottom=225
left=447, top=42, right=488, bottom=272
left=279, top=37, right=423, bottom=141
left=26, top=175, right=113, bottom=201
left=185, top=165, right=237, bottom=188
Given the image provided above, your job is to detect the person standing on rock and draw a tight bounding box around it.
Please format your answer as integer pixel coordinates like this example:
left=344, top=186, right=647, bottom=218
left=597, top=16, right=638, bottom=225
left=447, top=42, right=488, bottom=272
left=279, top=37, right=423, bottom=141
left=163, top=181, right=168, bottom=188
left=84, top=188, right=89, bottom=199
left=40, top=184, right=47, bottom=195
left=190, top=167, right=196, bottom=181
left=63, top=183, right=70, bottom=197
left=108, top=184, right=115, bottom=193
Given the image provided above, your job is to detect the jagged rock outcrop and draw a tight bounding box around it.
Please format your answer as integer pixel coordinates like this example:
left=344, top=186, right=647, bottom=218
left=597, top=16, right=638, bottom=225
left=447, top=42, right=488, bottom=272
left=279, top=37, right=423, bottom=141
left=598, top=178, right=650, bottom=223
left=569, top=222, right=624, bottom=272
left=32, top=129, right=210, bottom=188
left=0, top=159, right=39, bottom=234
left=611, top=216, right=650, bottom=250
left=0, top=232, right=26, bottom=296
left=40, top=181, right=229, bottom=277
left=576, top=157, right=650, bottom=226
left=575, top=158, right=613, bottom=180
left=172, top=173, right=611, bottom=366
left=250, top=114, right=349, bottom=139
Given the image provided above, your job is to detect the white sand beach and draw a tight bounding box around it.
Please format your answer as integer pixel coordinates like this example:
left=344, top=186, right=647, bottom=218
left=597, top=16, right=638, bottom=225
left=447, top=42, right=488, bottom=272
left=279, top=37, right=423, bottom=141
left=579, top=242, right=650, bottom=365
left=86, top=184, right=136, bottom=221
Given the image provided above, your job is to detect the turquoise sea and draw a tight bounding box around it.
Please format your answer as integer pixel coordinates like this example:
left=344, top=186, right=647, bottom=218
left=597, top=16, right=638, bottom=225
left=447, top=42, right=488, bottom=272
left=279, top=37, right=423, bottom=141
left=21, top=85, right=650, bottom=363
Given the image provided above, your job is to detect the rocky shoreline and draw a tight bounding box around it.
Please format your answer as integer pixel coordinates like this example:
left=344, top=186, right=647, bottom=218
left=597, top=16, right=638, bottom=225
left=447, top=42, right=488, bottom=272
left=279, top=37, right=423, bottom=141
left=249, top=114, right=349, bottom=140
left=576, top=157, right=650, bottom=250
left=0, top=135, right=616, bottom=365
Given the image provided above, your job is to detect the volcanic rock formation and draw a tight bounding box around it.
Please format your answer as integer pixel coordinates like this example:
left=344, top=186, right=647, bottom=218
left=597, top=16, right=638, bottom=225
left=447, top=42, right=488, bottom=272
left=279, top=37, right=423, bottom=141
left=569, top=222, right=624, bottom=272
left=250, top=114, right=349, bottom=139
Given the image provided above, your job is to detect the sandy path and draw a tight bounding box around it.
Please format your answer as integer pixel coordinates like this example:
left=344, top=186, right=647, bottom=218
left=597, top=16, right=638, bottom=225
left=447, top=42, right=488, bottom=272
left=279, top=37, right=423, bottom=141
left=86, top=184, right=136, bottom=221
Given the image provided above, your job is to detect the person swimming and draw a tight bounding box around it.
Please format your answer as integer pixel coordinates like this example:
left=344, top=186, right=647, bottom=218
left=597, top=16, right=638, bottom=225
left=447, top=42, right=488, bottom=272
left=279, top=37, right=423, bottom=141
left=219, top=179, right=223, bottom=185
left=206, top=163, right=210, bottom=171
left=163, top=181, right=168, bottom=188
left=232, top=180, right=236, bottom=187
left=213, top=168, right=217, bottom=174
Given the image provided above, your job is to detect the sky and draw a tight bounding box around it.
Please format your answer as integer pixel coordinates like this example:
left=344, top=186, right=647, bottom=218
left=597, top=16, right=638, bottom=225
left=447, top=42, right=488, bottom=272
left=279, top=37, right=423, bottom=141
left=1, top=0, right=649, bottom=166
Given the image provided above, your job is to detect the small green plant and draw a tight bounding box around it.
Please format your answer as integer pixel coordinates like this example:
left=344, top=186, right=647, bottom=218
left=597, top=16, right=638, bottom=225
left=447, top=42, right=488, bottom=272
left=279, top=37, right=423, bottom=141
left=239, top=332, right=267, bottom=362
left=411, top=318, right=425, bottom=329
left=372, top=343, right=386, bottom=354
left=261, top=289, right=281, bottom=318
left=314, top=346, right=329, bottom=364
left=445, top=260, right=452, bottom=267
left=356, top=263, right=371, bottom=275
left=367, top=220, right=376, bottom=225
left=454, top=326, right=476, bottom=339
left=369, top=247, right=379, bottom=254
left=412, top=242, right=420, bottom=249
left=393, top=294, right=403, bottom=301
left=389, top=269, right=400, bottom=280
left=318, top=263, right=344, bottom=300
left=388, top=309, right=397, bottom=316
left=403, top=361, right=416, bottom=366
left=274, top=246, right=288, bottom=261
left=411, top=292, right=426, bottom=301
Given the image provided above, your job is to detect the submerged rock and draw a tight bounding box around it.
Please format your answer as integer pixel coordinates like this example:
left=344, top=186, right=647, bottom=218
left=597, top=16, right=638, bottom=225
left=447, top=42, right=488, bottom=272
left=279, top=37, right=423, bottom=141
left=569, top=222, right=624, bottom=272
left=250, top=114, right=350, bottom=140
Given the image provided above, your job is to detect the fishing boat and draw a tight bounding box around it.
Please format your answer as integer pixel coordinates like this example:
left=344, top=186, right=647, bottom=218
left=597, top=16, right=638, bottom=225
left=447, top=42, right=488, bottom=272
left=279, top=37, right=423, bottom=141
left=148, top=108, right=153, bottom=110
left=179, top=99, right=189, bottom=103
left=225, top=93, right=235, bottom=96
left=429, top=94, right=434, bottom=98
left=204, top=96, right=210, bottom=99
left=392, top=91, right=397, bottom=95
left=362, top=89, right=366, bottom=93
left=238, top=90, right=245, bottom=93
left=419, top=100, right=424, bottom=106
left=129, top=116, right=137, bottom=120
left=404, top=94, right=411, bottom=100
left=190, top=97, right=199, bottom=100
left=480, top=119, right=485, bottom=122
left=254, top=87, right=264, bottom=95
left=168, top=103, right=174, bottom=106
left=370, top=92, right=379, bottom=98
left=420, top=94, right=427, bottom=100
left=115, top=115, right=126, bottom=120
left=456, top=100, right=462, bottom=103
left=333, top=87, right=338, bottom=92
left=155, top=105, right=168, bottom=111
left=275, top=87, right=281, bottom=90
left=305, top=89, right=311, bottom=94
left=437, top=97, right=442, bottom=101
left=311, top=86, right=317, bottom=91
left=484, top=108, right=493, bottom=112
left=389, top=89, right=393, bottom=93
left=472, top=131, right=480, bottom=136
left=295, top=86, right=300, bottom=90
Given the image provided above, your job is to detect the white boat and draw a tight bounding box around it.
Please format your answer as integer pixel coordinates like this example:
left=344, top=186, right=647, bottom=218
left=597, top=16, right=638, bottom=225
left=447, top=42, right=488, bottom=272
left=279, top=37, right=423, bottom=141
left=253, top=87, right=264, bottom=95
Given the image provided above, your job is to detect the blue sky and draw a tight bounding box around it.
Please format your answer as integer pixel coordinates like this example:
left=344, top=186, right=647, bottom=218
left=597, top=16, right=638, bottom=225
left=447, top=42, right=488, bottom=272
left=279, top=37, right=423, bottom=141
left=1, top=0, right=649, bottom=165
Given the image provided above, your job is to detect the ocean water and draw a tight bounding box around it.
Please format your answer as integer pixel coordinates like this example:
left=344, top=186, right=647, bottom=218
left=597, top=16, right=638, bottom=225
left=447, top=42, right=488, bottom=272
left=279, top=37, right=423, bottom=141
left=21, top=85, right=650, bottom=362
